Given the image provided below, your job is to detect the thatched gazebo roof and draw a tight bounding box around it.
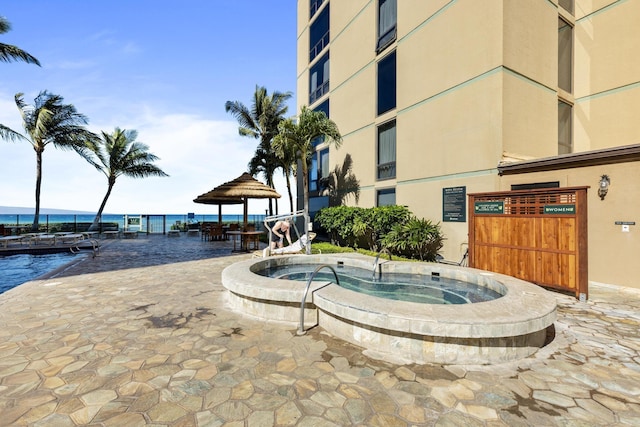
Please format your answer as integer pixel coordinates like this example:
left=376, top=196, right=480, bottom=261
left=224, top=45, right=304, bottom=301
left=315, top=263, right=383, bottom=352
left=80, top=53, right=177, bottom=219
left=193, top=173, right=281, bottom=228
left=200, top=172, right=281, bottom=199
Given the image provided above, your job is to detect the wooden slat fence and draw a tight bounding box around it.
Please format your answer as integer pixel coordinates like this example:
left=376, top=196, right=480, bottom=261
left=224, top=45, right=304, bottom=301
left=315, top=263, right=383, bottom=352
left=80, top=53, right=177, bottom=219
left=468, top=187, right=588, bottom=299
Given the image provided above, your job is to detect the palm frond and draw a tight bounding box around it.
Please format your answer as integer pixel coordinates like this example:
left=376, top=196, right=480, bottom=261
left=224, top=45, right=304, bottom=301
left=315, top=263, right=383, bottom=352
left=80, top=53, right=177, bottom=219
left=0, top=124, right=26, bottom=142
left=0, top=17, right=40, bottom=66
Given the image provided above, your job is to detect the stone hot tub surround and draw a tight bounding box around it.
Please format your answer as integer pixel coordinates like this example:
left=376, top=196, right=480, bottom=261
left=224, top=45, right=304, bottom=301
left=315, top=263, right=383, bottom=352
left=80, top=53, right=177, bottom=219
left=221, top=254, right=557, bottom=365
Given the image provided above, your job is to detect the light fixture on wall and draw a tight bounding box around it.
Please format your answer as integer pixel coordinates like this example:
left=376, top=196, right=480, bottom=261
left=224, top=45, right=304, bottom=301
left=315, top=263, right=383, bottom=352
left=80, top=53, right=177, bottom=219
left=598, top=174, right=610, bottom=200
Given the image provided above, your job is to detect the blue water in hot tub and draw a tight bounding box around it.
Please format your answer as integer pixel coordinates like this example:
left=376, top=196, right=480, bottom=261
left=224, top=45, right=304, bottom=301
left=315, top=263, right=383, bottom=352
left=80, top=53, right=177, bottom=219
left=257, top=263, right=502, bottom=305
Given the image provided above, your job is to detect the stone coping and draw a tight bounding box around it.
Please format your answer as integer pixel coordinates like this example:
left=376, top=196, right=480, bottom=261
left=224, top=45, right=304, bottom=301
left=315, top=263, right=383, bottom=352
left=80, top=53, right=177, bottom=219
left=221, top=254, right=557, bottom=339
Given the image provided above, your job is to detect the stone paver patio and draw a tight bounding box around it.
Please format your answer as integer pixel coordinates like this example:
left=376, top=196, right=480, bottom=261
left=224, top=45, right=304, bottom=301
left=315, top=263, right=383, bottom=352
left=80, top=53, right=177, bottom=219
left=0, top=234, right=639, bottom=426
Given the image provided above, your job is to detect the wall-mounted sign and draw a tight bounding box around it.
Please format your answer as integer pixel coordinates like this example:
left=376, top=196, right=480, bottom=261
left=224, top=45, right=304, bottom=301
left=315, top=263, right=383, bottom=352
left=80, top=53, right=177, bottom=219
left=615, top=221, right=635, bottom=225
left=474, top=201, right=504, bottom=214
left=443, top=186, right=466, bottom=222
left=544, top=204, right=575, bottom=214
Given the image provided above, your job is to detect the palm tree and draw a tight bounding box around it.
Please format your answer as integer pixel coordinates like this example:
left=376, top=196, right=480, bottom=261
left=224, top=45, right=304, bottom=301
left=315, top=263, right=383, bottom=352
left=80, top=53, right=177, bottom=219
left=225, top=86, right=292, bottom=215
left=272, top=106, right=342, bottom=217
left=277, top=140, right=299, bottom=213
left=0, top=17, right=40, bottom=65
left=0, top=91, right=97, bottom=231
left=82, top=128, right=168, bottom=230
left=320, top=153, right=360, bottom=207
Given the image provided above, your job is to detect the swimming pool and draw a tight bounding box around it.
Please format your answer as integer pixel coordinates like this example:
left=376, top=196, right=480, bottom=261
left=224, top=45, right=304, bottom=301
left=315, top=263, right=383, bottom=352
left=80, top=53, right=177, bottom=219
left=0, top=253, right=78, bottom=294
left=258, top=263, right=502, bottom=304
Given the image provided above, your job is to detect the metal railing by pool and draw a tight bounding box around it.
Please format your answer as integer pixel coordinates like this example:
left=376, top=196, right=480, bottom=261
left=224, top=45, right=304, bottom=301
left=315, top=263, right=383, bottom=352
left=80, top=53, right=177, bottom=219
left=0, top=214, right=265, bottom=235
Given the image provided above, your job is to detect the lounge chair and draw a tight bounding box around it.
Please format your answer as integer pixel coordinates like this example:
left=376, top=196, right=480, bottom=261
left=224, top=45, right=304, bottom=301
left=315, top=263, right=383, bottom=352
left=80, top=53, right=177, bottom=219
left=259, top=232, right=316, bottom=257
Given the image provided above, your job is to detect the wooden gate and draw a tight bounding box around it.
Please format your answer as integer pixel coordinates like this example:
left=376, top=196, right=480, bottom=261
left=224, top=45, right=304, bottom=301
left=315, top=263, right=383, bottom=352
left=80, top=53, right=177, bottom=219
left=468, top=187, right=588, bottom=299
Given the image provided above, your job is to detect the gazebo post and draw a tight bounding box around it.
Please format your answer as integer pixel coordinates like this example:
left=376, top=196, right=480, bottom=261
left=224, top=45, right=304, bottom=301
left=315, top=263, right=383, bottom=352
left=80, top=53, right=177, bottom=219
left=243, top=199, right=248, bottom=231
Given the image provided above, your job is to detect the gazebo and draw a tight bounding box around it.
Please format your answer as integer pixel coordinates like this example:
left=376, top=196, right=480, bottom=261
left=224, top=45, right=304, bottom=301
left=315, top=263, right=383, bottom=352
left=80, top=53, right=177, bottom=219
left=193, top=172, right=281, bottom=231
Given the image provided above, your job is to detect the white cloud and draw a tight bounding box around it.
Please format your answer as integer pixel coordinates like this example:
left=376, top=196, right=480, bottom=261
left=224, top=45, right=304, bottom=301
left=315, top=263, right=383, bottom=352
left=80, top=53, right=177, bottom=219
left=0, top=97, right=293, bottom=215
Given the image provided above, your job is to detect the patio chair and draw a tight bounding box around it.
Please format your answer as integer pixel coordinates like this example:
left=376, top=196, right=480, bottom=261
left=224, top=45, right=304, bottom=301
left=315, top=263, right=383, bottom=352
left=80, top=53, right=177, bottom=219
left=214, top=224, right=226, bottom=241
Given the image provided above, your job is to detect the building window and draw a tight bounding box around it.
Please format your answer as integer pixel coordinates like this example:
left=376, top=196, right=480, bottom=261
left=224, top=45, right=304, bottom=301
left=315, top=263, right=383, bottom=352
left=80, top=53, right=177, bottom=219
left=310, top=5, right=329, bottom=62
left=558, top=100, right=572, bottom=154
left=377, top=51, right=396, bottom=115
left=309, top=53, right=329, bottom=104
left=377, top=0, right=397, bottom=53
left=314, top=99, right=329, bottom=117
left=312, top=100, right=330, bottom=149
left=309, top=148, right=329, bottom=194
left=377, top=120, right=396, bottom=180
left=310, top=0, right=325, bottom=19
left=558, top=0, right=573, bottom=14
left=558, top=17, right=572, bottom=93
left=377, top=188, right=396, bottom=206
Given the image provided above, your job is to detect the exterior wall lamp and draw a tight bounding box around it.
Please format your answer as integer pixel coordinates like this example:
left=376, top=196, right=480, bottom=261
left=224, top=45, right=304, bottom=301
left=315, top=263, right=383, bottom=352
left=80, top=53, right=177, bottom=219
left=598, top=174, right=610, bottom=200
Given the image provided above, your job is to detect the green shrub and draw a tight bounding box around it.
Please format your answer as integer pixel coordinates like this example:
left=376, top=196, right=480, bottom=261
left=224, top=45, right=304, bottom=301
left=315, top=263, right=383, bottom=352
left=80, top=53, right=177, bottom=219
left=380, top=217, right=444, bottom=261
left=315, top=205, right=411, bottom=250
left=314, top=206, right=360, bottom=247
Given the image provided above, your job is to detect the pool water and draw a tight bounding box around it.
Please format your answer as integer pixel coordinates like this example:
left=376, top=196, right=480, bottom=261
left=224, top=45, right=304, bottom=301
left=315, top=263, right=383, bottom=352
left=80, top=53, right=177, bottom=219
left=258, top=264, right=502, bottom=304
left=0, top=253, right=78, bottom=294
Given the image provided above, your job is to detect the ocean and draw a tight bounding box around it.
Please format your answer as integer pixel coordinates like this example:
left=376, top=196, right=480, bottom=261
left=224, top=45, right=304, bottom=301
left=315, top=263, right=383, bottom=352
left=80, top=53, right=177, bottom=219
left=0, top=213, right=267, bottom=233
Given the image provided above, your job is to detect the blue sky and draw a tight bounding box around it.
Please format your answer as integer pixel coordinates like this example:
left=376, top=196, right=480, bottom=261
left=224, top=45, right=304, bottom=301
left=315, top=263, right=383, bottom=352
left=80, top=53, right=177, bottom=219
left=0, top=1, right=297, bottom=215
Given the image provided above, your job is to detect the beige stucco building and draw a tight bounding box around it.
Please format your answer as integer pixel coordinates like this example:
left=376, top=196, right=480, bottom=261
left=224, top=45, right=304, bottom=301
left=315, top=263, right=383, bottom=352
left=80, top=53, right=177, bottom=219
left=296, top=0, right=639, bottom=290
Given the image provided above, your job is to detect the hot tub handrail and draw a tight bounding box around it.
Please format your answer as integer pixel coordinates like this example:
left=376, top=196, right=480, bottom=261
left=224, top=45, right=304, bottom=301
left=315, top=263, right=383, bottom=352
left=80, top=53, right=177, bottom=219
left=372, top=248, right=392, bottom=280
left=297, top=264, right=340, bottom=336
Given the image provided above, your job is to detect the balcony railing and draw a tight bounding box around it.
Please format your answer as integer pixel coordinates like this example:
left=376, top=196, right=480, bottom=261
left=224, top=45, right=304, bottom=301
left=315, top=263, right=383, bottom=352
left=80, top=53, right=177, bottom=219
left=310, top=0, right=325, bottom=18
left=309, top=80, right=329, bottom=105
left=309, top=30, right=329, bottom=62
left=377, top=162, right=396, bottom=180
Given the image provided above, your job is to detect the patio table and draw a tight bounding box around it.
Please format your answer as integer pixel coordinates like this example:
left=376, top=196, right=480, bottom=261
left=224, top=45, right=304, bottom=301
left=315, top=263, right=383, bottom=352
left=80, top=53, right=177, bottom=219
left=226, top=230, right=263, bottom=252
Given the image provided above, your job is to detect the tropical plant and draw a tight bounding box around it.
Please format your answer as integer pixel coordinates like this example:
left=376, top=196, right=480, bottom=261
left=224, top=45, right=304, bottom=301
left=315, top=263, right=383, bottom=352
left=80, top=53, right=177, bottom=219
left=0, top=91, right=97, bottom=231
left=225, top=86, right=292, bottom=215
left=320, top=153, right=360, bottom=207
left=381, top=217, right=444, bottom=261
left=314, top=205, right=361, bottom=246
left=272, top=106, right=342, bottom=217
left=82, top=128, right=168, bottom=230
left=315, top=205, right=411, bottom=250
left=0, top=17, right=40, bottom=66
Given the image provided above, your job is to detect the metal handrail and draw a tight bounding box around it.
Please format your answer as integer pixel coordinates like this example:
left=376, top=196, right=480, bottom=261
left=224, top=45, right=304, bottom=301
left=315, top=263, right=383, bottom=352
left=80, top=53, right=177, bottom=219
left=372, top=248, right=392, bottom=280
left=297, top=264, right=340, bottom=335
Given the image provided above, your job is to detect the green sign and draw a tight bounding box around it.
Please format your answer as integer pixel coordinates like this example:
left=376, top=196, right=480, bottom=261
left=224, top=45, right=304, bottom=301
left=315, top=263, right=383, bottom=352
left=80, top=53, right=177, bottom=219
left=443, top=186, right=466, bottom=222
left=127, top=217, right=141, bottom=225
left=544, top=204, right=575, bottom=214
left=474, top=201, right=504, bottom=214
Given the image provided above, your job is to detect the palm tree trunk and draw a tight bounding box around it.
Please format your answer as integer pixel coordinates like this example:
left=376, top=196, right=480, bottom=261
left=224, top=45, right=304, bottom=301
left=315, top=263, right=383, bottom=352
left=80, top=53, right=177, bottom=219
left=90, top=182, right=114, bottom=231
left=301, top=162, right=310, bottom=220
left=301, top=163, right=312, bottom=254
left=32, top=149, right=43, bottom=232
left=266, top=175, right=276, bottom=216
left=285, top=173, right=294, bottom=213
